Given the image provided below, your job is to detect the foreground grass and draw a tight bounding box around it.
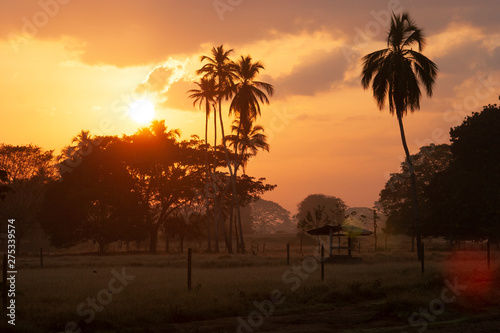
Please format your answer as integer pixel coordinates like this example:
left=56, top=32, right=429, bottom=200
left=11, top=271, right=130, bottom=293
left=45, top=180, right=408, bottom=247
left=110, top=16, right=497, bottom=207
left=2, top=244, right=499, bottom=332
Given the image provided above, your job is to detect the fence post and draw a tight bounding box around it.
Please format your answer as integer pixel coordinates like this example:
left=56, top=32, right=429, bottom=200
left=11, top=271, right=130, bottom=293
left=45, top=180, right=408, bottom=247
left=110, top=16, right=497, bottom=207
left=40, top=248, right=43, bottom=268
left=321, top=245, right=324, bottom=282
left=187, top=248, right=192, bottom=291
left=2, top=254, right=6, bottom=312
left=286, top=243, right=290, bottom=266
left=263, top=242, right=265, bottom=256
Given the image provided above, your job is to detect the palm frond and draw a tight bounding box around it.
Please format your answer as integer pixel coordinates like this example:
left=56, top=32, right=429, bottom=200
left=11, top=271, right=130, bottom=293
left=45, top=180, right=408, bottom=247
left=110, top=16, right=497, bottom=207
left=362, top=12, right=437, bottom=115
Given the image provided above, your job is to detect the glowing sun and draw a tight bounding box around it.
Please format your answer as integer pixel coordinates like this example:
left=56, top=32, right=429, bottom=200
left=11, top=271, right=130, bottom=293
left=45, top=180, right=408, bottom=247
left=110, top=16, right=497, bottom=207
left=129, top=99, right=155, bottom=124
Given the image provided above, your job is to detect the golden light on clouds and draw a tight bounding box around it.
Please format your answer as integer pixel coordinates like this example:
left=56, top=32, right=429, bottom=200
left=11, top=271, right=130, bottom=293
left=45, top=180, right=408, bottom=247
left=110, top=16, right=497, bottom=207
left=1, top=1, right=500, bottom=212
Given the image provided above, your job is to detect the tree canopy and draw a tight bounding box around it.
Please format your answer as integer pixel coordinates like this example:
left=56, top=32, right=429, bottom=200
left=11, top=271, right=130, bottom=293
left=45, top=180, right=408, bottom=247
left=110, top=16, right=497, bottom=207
left=379, top=144, right=452, bottom=237
left=295, top=194, right=347, bottom=231
left=0, top=144, right=54, bottom=253
left=39, top=136, right=146, bottom=253
left=425, top=105, right=500, bottom=242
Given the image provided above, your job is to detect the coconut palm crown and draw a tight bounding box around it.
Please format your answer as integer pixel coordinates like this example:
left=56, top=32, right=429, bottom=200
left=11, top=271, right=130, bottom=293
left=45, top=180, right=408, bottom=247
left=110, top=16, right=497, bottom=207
left=361, top=12, right=438, bottom=117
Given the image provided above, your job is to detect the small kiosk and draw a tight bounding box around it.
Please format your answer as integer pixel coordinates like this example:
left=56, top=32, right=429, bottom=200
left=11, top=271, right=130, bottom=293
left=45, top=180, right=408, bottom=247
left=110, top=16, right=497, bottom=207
left=307, top=224, right=373, bottom=262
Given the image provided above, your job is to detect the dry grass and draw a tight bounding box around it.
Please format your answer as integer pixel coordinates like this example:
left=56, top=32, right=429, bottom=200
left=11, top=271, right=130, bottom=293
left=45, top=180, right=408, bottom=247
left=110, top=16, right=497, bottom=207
left=2, top=234, right=499, bottom=332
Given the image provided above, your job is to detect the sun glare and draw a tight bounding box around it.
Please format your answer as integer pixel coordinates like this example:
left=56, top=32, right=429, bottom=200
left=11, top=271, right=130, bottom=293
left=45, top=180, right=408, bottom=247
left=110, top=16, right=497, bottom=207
left=129, top=99, right=156, bottom=124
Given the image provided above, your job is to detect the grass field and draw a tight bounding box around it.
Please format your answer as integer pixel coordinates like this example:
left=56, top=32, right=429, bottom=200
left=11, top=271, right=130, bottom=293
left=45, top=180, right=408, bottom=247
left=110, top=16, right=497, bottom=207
left=1, top=234, right=499, bottom=332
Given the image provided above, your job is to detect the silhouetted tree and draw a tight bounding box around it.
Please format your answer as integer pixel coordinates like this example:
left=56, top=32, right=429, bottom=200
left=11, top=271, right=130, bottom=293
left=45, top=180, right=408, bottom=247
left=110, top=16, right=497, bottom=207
left=228, top=55, right=274, bottom=252
left=379, top=144, right=451, bottom=244
left=0, top=144, right=54, bottom=254
left=122, top=121, right=205, bottom=254
left=426, top=105, right=500, bottom=244
left=40, top=137, right=146, bottom=254
left=295, top=194, right=347, bottom=228
left=197, top=45, right=237, bottom=252
left=0, top=170, right=11, bottom=201
left=361, top=12, right=438, bottom=259
left=249, top=199, right=293, bottom=234
left=0, top=144, right=54, bottom=181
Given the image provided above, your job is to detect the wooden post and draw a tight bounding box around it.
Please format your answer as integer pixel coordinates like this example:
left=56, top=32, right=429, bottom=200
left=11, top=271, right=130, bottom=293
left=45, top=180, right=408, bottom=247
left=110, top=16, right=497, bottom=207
left=338, top=234, right=341, bottom=253
left=286, top=243, right=290, bottom=266
left=421, top=242, right=425, bottom=274
left=348, top=238, right=352, bottom=257
left=321, top=245, right=324, bottom=281
left=187, top=248, right=192, bottom=291
left=487, top=238, right=490, bottom=270
left=358, top=241, right=361, bottom=253
left=329, top=228, right=333, bottom=257
left=40, top=248, right=43, bottom=268
left=373, top=209, right=378, bottom=253
left=2, top=254, right=6, bottom=312
left=263, top=242, right=265, bottom=256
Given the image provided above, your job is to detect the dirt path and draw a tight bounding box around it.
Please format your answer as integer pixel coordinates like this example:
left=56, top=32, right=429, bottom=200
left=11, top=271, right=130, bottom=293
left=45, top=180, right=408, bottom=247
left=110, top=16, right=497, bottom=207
left=169, top=304, right=500, bottom=333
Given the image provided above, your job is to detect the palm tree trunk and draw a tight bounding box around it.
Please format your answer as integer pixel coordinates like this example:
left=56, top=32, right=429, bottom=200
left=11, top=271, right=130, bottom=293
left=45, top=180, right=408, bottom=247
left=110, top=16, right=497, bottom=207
left=233, top=166, right=244, bottom=252
left=215, top=185, right=232, bottom=253
left=214, top=197, right=219, bottom=253
left=205, top=100, right=212, bottom=252
left=218, top=100, right=245, bottom=253
left=228, top=199, right=234, bottom=251
left=233, top=120, right=245, bottom=253
left=397, top=114, right=421, bottom=261
left=233, top=205, right=240, bottom=251
left=213, top=104, right=219, bottom=253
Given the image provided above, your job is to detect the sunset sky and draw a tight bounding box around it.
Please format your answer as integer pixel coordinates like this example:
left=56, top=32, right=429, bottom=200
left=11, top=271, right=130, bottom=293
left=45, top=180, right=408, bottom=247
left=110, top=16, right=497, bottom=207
left=1, top=1, right=500, bottom=214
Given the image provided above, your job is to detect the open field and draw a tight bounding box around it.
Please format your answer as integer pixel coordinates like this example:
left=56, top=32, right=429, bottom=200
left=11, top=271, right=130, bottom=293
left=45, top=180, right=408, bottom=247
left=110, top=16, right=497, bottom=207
left=2, top=234, right=500, bottom=332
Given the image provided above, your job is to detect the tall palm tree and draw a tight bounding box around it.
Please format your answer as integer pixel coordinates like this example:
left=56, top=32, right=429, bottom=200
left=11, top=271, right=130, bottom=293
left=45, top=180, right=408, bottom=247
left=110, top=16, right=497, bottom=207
left=361, top=12, right=438, bottom=260
left=188, top=77, right=217, bottom=252
left=229, top=56, right=273, bottom=252
left=197, top=45, right=237, bottom=253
